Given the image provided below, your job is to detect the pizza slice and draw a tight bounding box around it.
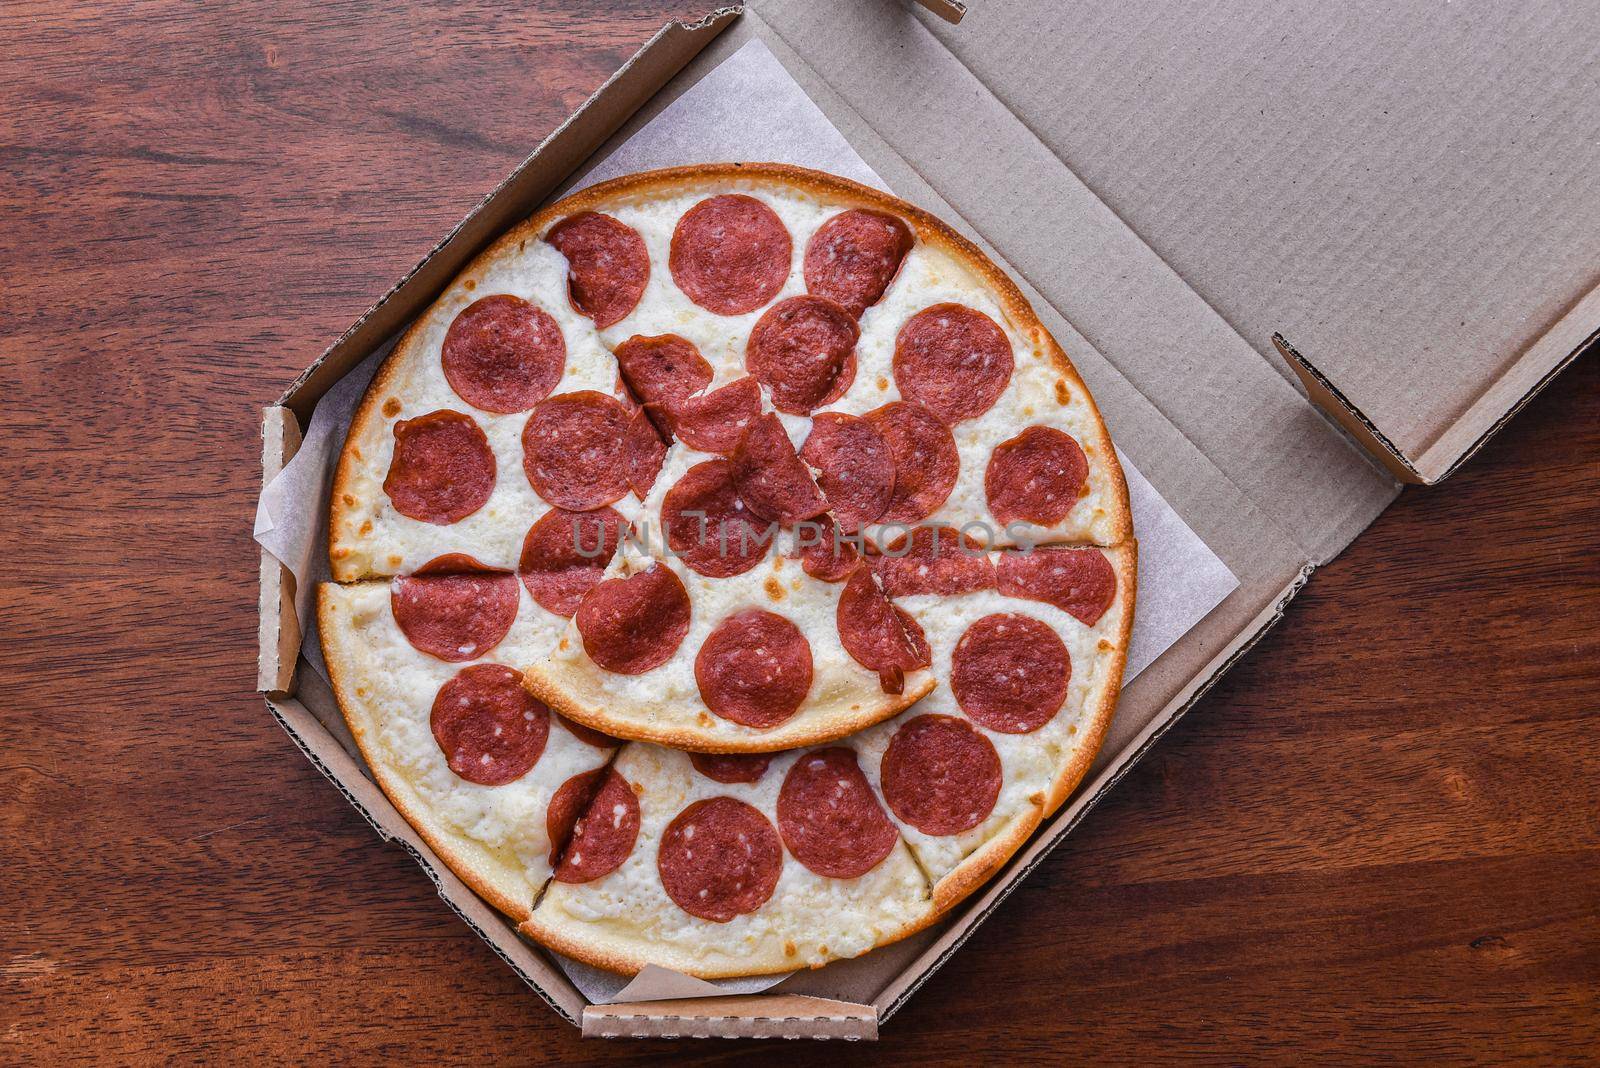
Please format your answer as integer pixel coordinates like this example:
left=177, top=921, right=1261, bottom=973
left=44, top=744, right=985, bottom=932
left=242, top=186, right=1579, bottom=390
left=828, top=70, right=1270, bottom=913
left=522, top=742, right=936, bottom=978
left=848, top=538, right=1135, bottom=910
left=318, top=575, right=622, bottom=920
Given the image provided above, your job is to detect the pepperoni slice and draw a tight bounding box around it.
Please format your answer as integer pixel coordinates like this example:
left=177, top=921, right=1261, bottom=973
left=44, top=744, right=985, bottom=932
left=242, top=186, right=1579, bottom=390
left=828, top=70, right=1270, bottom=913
left=546, top=767, right=604, bottom=865
left=893, top=304, right=1014, bottom=425
left=521, top=391, right=632, bottom=511
left=690, top=751, right=773, bottom=784
left=869, top=526, right=996, bottom=598
left=803, top=209, right=914, bottom=318
left=880, top=714, right=1002, bottom=835
left=661, top=459, right=773, bottom=578
left=624, top=407, right=667, bottom=498
left=777, top=748, right=898, bottom=879
left=951, top=614, right=1070, bottom=734
left=985, top=426, right=1089, bottom=528
left=557, top=713, right=620, bottom=748
left=414, top=553, right=497, bottom=574
left=897, top=606, right=931, bottom=667
left=837, top=565, right=930, bottom=693
left=863, top=402, right=959, bottom=525
left=554, top=768, right=640, bottom=883
left=996, top=546, right=1117, bottom=626
left=791, top=516, right=862, bottom=583
left=391, top=570, right=519, bottom=662
left=383, top=410, right=496, bottom=524
left=546, top=212, right=649, bottom=329
left=574, top=563, right=691, bottom=674
left=746, top=296, right=859, bottom=415
left=669, top=194, right=792, bottom=315
left=672, top=376, right=763, bottom=455
left=612, top=334, right=714, bottom=417
left=730, top=413, right=828, bottom=526
left=800, top=412, right=895, bottom=533
left=430, top=664, right=549, bottom=786
left=694, top=610, right=813, bottom=729
left=440, top=295, right=566, bottom=414
left=518, top=506, right=624, bottom=617
left=658, top=797, right=783, bottom=922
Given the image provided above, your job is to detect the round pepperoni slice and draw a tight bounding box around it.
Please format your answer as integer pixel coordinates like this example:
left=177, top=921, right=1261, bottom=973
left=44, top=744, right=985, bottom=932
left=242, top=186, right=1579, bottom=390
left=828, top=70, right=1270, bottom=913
left=391, top=570, right=519, bottom=662
left=557, top=713, right=620, bottom=749
left=996, top=546, right=1117, bottom=626
left=837, top=565, right=930, bottom=694
left=662, top=459, right=772, bottom=578
left=746, top=296, right=859, bottom=415
left=575, top=563, right=691, bottom=675
left=690, top=751, right=773, bottom=784
left=518, top=506, right=624, bottom=617
left=951, top=613, right=1070, bottom=734
left=893, top=303, right=1013, bottom=425
left=384, top=410, right=496, bottom=524
left=554, top=768, right=640, bottom=883
left=612, top=334, right=713, bottom=414
left=870, top=526, right=995, bottom=598
left=777, top=747, right=898, bottom=879
left=730, top=413, right=828, bottom=526
left=803, top=209, right=914, bottom=318
left=880, top=714, right=1002, bottom=835
left=440, top=295, right=566, bottom=414
left=521, top=391, right=632, bottom=511
left=430, top=664, right=549, bottom=786
left=985, top=426, right=1089, bottom=528
left=672, top=376, right=763, bottom=455
left=695, top=609, right=813, bottom=729
left=863, top=402, right=959, bottom=525
left=624, top=407, right=667, bottom=498
left=800, top=412, right=895, bottom=533
left=546, top=211, right=649, bottom=329
left=658, top=797, right=783, bottom=922
left=792, top=516, right=862, bottom=583
left=669, top=194, right=792, bottom=315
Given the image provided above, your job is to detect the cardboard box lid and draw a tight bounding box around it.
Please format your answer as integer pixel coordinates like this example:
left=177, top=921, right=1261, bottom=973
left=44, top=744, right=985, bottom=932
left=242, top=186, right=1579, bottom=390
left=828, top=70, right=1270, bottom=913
left=913, top=0, right=1600, bottom=482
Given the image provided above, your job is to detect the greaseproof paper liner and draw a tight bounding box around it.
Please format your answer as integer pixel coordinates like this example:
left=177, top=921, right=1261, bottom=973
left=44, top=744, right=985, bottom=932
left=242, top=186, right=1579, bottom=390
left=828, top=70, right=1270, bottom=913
left=252, top=38, right=1238, bottom=1005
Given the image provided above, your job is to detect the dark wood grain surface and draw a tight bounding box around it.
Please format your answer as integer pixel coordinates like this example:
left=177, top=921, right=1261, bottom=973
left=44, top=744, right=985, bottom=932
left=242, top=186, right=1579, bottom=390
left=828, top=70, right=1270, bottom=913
left=3, top=2, right=1596, bottom=1062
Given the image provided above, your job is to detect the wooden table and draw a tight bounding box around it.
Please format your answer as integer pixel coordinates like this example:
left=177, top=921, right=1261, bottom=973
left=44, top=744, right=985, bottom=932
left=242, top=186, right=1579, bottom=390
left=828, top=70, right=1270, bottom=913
left=5, top=2, right=1596, bottom=1061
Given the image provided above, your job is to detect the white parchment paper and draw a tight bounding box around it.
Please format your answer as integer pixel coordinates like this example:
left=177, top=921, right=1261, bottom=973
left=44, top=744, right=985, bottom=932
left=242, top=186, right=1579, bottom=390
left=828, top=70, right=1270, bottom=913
left=252, top=38, right=1238, bottom=1005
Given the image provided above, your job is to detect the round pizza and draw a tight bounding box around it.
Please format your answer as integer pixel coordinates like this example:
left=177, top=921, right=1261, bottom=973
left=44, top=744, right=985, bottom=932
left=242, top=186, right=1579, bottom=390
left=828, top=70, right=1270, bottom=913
left=320, top=164, right=1136, bottom=977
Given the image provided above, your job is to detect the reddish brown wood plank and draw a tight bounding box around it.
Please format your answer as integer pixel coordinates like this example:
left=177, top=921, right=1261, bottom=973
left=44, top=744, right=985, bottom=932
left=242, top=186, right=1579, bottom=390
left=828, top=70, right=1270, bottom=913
left=2, top=1, right=1596, bottom=1063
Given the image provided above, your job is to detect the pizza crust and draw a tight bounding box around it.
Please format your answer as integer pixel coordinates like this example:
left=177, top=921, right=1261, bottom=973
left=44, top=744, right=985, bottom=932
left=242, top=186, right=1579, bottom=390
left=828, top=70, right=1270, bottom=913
left=317, top=163, right=1139, bottom=978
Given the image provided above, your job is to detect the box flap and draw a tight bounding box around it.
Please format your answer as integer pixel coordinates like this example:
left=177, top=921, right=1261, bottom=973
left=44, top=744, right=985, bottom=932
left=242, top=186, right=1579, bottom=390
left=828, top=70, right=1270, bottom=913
left=257, top=406, right=301, bottom=694
left=914, top=0, right=1600, bottom=480
left=748, top=0, right=1397, bottom=563
left=582, top=994, right=876, bottom=1040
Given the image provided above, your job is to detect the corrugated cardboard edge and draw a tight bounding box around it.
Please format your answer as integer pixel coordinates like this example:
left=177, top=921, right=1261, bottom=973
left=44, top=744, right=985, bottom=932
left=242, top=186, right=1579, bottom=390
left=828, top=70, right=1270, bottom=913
left=875, top=562, right=1317, bottom=1022
left=1276, top=276, right=1599, bottom=485
left=257, top=407, right=302, bottom=694
left=583, top=995, right=877, bottom=1040
left=1272, top=334, right=1424, bottom=484
left=912, top=0, right=965, bottom=24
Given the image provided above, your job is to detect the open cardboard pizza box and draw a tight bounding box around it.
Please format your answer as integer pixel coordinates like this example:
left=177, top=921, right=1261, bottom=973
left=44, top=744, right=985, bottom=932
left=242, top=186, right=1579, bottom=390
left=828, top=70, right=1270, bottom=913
left=254, top=0, right=1599, bottom=1040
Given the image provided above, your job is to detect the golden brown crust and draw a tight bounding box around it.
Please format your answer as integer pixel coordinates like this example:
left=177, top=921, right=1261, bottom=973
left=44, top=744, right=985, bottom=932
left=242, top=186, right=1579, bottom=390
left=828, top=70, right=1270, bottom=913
left=924, top=539, right=1137, bottom=914
left=524, top=637, right=938, bottom=755
left=317, top=582, right=536, bottom=923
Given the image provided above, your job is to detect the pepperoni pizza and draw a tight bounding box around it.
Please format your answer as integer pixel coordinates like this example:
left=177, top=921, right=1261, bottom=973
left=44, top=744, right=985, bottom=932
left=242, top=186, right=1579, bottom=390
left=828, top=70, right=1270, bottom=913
left=319, top=164, right=1136, bottom=978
